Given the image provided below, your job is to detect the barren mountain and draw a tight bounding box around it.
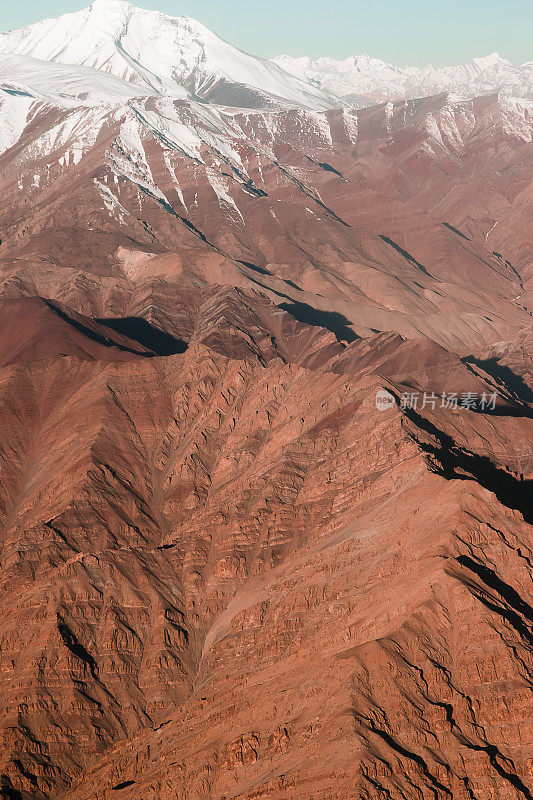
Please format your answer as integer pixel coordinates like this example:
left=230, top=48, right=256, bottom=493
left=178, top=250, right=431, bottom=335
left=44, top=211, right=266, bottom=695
left=0, top=3, right=531, bottom=800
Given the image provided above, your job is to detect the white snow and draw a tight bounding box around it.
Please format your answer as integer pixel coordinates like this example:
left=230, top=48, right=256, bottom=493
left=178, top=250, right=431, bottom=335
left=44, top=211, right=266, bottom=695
left=273, top=52, right=533, bottom=104
left=108, top=110, right=168, bottom=201
left=342, top=108, right=358, bottom=144
left=0, top=92, right=33, bottom=155
left=0, top=53, right=157, bottom=108
left=15, top=105, right=109, bottom=170
left=94, top=177, right=131, bottom=222
left=205, top=166, right=243, bottom=221
left=163, top=151, right=187, bottom=209
left=498, top=95, right=533, bottom=142
left=0, top=0, right=335, bottom=111
left=132, top=100, right=204, bottom=161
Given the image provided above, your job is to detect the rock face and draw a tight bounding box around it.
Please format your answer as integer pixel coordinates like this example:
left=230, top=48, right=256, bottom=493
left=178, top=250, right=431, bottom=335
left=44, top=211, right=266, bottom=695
left=0, top=4, right=532, bottom=800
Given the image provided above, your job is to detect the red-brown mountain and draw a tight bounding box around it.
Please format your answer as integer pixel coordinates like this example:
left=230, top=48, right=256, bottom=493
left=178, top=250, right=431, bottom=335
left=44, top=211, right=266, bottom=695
left=0, top=5, right=531, bottom=800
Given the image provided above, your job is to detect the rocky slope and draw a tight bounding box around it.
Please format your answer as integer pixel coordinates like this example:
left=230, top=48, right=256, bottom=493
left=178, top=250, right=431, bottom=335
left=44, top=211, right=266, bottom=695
left=0, top=85, right=532, bottom=351
left=0, top=4, right=531, bottom=799
left=0, top=307, right=531, bottom=800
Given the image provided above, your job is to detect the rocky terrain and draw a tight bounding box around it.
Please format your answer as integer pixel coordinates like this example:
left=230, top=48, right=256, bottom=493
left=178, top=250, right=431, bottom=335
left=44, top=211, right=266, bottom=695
left=0, top=3, right=531, bottom=799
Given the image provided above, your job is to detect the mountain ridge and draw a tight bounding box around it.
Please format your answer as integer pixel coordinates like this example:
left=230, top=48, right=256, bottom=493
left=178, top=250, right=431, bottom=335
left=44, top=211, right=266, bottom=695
left=1, top=0, right=531, bottom=111
left=274, top=50, right=533, bottom=104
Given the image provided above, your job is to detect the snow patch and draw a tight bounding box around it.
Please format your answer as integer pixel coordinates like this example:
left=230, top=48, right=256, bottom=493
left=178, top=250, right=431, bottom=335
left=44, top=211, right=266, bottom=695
left=205, top=166, right=244, bottom=221
left=94, top=177, right=131, bottom=223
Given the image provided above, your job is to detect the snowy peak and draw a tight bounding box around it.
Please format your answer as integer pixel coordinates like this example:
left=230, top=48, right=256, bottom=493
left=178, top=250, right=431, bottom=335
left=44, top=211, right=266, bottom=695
left=0, top=2, right=530, bottom=113
left=0, top=0, right=337, bottom=111
left=472, top=52, right=509, bottom=70
left=273, top=52, right=533, bottom=103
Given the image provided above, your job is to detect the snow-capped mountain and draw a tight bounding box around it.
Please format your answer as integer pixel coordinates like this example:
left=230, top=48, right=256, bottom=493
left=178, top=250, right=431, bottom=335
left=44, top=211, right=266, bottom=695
left=0, top=0, right=336, bottom=111
left=2, top=0, right=531, bottom=115
left=0, top=0, right=532, bottom=242
left=274, top=52, right=533, bottom=104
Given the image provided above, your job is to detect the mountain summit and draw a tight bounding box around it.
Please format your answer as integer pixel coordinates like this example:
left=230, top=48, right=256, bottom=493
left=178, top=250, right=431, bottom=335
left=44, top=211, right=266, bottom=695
left=0, top=0, right=336, bottom=109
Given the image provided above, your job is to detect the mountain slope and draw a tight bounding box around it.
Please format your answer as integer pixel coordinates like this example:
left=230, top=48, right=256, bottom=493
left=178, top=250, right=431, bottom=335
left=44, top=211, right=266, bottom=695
left=0, top=53, right=160, bottom=108
left=1, top=85, right=531, bottom=352
left=0, top=326, right=530, bottom=800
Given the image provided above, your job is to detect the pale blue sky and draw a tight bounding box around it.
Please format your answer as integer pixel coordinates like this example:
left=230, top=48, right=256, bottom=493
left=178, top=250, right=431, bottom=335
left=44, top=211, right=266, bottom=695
left=1, top=0, right=532, bottom=66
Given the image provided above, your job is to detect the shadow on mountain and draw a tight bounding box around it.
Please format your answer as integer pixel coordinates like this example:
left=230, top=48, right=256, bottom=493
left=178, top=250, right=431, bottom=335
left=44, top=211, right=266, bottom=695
left=463, top=355, right=533, bottom=404
left=472, top=405, right=533, bottom=418
left=394, top=397, right=533, bottom=524
left=283, top=278, right=302, bottom=291
left=442, top=222, right=471, bottom=241
left=97, top=317, right=188, bottom=356
left=317, top=161, right=343, bottom=177
left=111, top=781, right=136, bottom=791
left=379, top=235, right=433, bottom=278
left=44, top=301, right=150, bottom=357
left=278, top=301, right=358, bottom=343
left=237, top=260, right=272, bottom=276
left=0, top=785, right=23, bottom=800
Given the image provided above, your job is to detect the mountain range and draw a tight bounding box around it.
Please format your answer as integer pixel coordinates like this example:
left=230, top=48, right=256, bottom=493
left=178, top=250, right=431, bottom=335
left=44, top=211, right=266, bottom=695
left=275, top=52, right=533, bottom=105
left=1, top=0, right=532, bottom=109
left=0, top=3, right=531, bottom=800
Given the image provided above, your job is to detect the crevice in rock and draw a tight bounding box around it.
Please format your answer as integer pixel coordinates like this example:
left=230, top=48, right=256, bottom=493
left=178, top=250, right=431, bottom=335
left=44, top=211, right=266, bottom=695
left=57, top=617, right=98, bottom=679
left=358, top=714, right=453, bottom=799
left=454, top=555, right=533, bottom=646
left=273, top=160, right=350, bottom=226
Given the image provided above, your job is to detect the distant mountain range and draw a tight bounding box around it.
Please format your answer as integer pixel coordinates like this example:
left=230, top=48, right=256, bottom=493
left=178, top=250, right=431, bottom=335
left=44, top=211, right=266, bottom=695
left=274, top=52, right=533, bottom=105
